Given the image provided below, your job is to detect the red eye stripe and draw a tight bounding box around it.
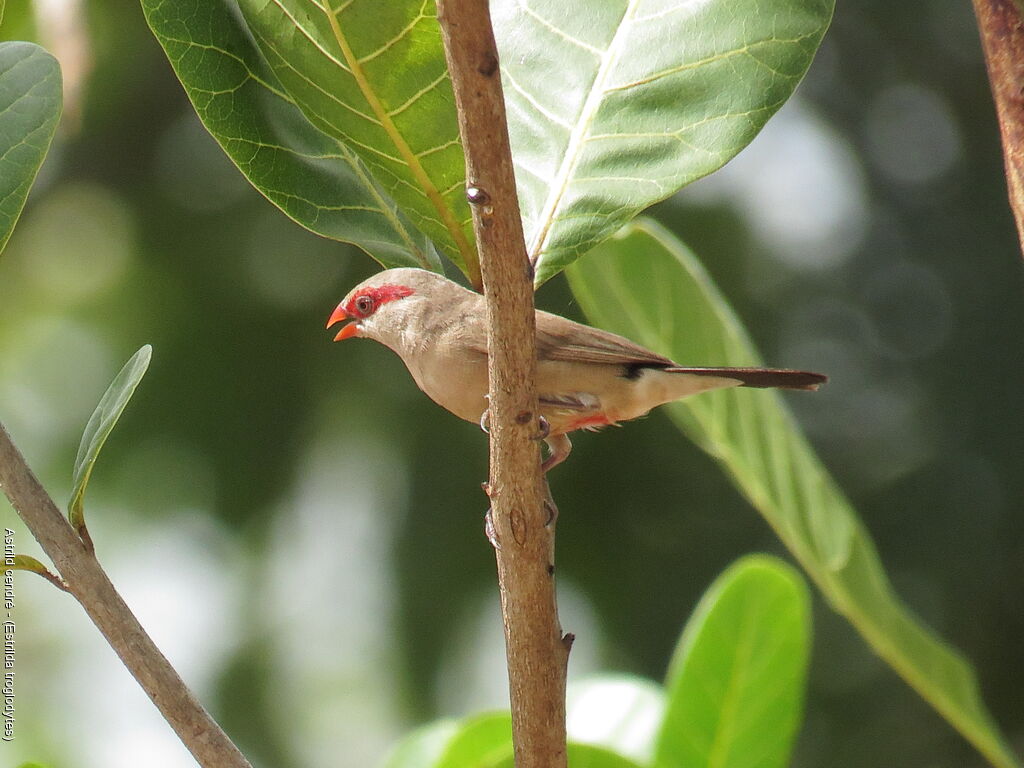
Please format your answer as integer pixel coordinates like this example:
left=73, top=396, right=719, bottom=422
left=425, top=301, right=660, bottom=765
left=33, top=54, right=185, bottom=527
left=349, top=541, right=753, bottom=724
left=345, top=284, right=414, bottom=318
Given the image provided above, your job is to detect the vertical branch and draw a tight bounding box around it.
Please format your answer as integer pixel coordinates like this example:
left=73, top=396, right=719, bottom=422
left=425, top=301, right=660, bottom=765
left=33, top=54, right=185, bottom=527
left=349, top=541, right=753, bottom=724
left=0, top=423, right=251, bottom=768
left=434, top=2, right=570, bottom=767
left=973, top=0, right=1024, bottom=255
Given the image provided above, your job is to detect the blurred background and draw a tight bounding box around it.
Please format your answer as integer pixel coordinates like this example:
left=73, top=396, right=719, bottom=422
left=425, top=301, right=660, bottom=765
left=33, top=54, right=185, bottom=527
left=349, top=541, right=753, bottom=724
left=1, top=1, right=1022, bottom=766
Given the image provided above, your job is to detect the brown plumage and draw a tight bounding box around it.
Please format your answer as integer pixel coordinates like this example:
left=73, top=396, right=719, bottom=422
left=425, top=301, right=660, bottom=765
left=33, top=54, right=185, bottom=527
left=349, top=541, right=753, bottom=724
left=327, top=268, right=825, bottom=471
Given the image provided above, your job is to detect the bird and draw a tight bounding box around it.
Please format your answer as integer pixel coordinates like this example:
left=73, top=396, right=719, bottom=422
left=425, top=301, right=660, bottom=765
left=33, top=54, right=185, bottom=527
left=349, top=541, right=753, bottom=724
left=326, top=268, right=825, bottom=472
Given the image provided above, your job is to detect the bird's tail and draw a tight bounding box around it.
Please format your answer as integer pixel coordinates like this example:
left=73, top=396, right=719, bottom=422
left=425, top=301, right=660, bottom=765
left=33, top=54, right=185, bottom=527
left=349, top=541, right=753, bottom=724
left=664, top=367, right=827, bottom=391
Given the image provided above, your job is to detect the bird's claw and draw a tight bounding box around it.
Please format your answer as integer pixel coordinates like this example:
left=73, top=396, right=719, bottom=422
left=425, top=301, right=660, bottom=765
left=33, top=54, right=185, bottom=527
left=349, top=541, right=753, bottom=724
left=479, top=409, right=490, bottom=434
left=484, top=507, right=500, bottom=549
left=535, top=415, right=550, bottom=441
left=543, top=498, right=558, bottom=527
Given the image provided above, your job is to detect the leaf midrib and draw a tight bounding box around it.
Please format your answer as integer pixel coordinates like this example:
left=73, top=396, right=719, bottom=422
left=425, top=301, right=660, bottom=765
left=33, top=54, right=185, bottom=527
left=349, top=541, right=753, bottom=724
left=706, top=591, right=758, bottom=768
left=316, top=0, right=479, bottom=283
left=527, top=0, right=639, bottom=266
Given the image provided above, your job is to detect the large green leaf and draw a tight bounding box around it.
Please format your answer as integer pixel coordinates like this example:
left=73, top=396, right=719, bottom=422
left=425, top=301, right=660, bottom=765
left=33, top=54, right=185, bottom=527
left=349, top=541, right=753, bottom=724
left=492, top=0, right=833, bottom=285
left=237, top=0, right=477, bottom=282
left=489, top=744, right=644, bottom=768
left=141, top=0, right=439, bottom=271
left=655, top=556, right=810, bottom=768
left=566, top=219, right=1019, bottom=768
left=0, top=41, right=61, bottom=257
left=382, top=720, right=460, bottom=768
left=69, top=345, right=152, bottom=535
left=435, top=712, right=513, bottom=768
left=381, top=714, right=512, bottom=768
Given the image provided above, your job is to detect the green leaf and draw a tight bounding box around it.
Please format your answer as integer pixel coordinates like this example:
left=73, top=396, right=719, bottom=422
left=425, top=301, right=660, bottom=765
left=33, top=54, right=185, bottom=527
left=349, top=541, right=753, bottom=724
left=655, top=556, right=810, bottom=768
left=141, top=0, right=439, bottom=271
left=488, top=744, right=644, bottom=768
left=236, top=0, right=478, bottom=283
left=566, top=219, right=1020, bottom=768
left=0, top=41, right=61, bottom=257
left=382, top=719, right=459, bottom=768
left=0, top=0, right=40, bottom=43
left=565, top=745, right=645, bottom=768
left=3, top=553, right=50, bottom=574
left=492, top=0, right=833, bottom=285
left=68, top=345, right=152, bottom=533
left=435, top=712, right=513, bottom=768
left=3, top=554, right=67, bottom=591
left=566, top=675, right=665, bottom=766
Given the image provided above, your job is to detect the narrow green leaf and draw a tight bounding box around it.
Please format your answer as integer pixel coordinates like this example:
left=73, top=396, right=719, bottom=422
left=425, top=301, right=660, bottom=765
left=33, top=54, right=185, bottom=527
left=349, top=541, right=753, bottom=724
left=435, top=712, right=513, bottom=768
left=3, top=554, right=68, bottom=591
left=0, top=41, right=61, bottom=257
left=492, top=0, right=833, bottom=285
left=566, top=219, right=1020, bottom=768
left=566, top=675, right=665, bottom=766
left=655, top=556, right=810, bottom=768
left=141, top=0, right=439, bottom=271
left=68, top=345, right=152, bottom=532
left=236, top=0, right=478, bottom=282
left=3, top=553, right=50, bottom=574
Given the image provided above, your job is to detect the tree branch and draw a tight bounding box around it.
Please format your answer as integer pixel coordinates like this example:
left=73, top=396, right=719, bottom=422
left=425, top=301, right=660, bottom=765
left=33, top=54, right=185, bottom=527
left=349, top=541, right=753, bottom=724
left=0, top=422, right=251, bottom=768
left=973, top=0, right=1024, bottom=256
left=434, top=2, right=571, bottom=766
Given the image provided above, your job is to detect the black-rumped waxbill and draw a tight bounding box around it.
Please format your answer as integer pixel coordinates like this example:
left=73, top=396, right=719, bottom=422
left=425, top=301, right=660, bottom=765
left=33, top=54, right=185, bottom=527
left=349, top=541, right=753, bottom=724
left=327, top=268, right=825, bottom=471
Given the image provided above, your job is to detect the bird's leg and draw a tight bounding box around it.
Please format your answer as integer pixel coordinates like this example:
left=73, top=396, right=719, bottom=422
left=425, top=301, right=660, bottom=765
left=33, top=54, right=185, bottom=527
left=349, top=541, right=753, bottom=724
left=541, top=433, right=572, bottom=473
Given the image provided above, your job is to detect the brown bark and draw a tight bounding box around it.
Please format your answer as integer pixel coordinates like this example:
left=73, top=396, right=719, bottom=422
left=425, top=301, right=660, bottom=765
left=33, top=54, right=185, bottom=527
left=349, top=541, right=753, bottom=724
left=0, top=422, right=251, bottom=768
left=434, top=2, right=571, bottom=766
left=974, top=0, right=1024, bottom=255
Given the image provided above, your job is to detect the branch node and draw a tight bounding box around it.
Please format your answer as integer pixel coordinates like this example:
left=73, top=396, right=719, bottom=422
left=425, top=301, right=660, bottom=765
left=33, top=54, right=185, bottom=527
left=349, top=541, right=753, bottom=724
left=466, top=185, right=490, bottom=205
left=77, top=524, right=95, bottom=554
left=477, top=50, right=499, bottom=77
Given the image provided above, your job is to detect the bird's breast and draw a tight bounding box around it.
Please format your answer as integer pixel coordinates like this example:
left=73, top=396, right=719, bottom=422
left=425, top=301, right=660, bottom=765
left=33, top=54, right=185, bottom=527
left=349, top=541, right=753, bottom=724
left=405, top=337, right=489, bottom=424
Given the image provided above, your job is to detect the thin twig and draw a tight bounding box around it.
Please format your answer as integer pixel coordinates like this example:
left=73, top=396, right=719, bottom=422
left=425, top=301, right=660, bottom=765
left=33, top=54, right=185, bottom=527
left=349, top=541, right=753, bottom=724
left=435, top=2, right=571, bottom=766
left=0, top=422, right=251, bottom=768
left=973, top=0, right=1024, bottom=256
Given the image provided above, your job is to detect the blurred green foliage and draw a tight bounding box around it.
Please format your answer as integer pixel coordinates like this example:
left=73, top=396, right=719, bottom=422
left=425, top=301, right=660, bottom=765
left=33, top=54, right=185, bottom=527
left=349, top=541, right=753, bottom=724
left=383, top=556, right=811, bottom=768
left=0, top=1, right=1022, bottom=767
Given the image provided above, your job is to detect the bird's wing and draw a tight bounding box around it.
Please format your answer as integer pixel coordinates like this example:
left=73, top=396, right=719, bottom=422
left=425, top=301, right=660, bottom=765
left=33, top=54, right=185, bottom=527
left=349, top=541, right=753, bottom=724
left=538, top=391, right=601, bottom=412
left=534, top=310, right=675, bottom=368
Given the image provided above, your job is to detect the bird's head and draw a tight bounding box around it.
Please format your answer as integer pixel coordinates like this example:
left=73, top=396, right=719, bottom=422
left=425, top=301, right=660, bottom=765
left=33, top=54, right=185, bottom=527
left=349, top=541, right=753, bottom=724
left=326, top=268, right=457, bottom=345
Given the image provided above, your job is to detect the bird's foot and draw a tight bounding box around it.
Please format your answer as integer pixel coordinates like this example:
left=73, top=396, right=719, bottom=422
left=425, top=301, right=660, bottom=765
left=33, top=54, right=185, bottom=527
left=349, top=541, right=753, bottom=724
left=534, top=415, right=550, bottom=441
left=479, top=408, right=490, bottom=434
left=484, top=507, right=500, bottom=549
left=543, top=497, right=558, bottom=526
left=540, top=433, right=572, bottom=474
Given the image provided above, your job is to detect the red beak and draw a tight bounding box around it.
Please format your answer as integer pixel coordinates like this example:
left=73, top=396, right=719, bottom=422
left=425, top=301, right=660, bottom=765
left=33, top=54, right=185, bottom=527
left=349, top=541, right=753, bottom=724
left=326, top=303, right=360, bottom=341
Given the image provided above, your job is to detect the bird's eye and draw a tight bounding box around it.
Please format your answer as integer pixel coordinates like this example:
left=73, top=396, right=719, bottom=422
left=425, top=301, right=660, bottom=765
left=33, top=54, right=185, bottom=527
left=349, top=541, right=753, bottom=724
left=355, top=295, right=375, bottom=316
